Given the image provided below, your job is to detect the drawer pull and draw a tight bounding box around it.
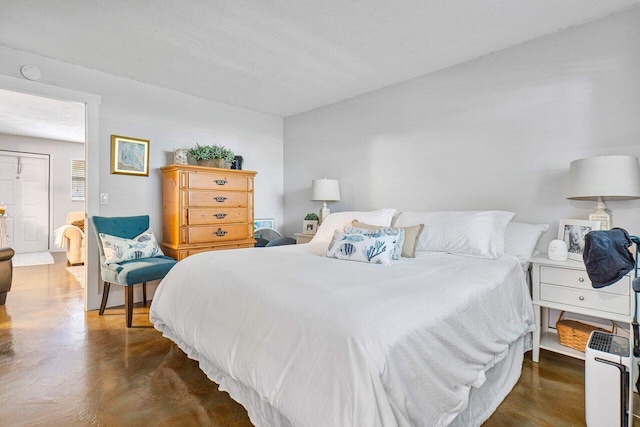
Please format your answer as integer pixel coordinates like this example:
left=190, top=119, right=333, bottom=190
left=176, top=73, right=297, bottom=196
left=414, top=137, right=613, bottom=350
left=579, top=296, right=585, bottom=301
left=214, top=179, right=228, bottom=185
left=213, top=213, right=227, bottom=219
left=214, top=196, right=227, bottom=202
left=578, top=277, right=585, bottom=283
left=214, top=228, right=228, bottom=237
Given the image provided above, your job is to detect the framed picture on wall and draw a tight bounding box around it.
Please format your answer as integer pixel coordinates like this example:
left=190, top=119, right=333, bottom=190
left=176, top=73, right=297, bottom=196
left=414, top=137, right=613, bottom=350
left=254, top=218, right=275, bottom=230
left=558, top=219, right=601, bottom=261
left=110, top=135, right=150, bottom=176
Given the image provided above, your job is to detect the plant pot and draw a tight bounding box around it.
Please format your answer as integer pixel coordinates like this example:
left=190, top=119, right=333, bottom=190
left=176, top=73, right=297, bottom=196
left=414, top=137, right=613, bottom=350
left=197, top=159, right=232, bottom=169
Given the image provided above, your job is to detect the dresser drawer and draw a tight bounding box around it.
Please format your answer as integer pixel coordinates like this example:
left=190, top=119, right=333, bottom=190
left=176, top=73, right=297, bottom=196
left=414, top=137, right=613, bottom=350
left=187, top=171, right=248, bottom=191
left=540, top=266, right=629, bottom=295
left=540, top=283, right=630, bottom=316
left=187, top=208, right=248, bottom=225
left=186, top=224, right=250, bottom=244
left=188, top=190, right=248, bottom=207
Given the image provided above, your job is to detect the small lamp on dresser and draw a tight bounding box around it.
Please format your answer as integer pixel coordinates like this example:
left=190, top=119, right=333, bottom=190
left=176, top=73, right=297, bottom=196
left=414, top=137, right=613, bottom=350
left=311, top=179, right=340, bottom=224
left=567, top=155, right=640, bottom=229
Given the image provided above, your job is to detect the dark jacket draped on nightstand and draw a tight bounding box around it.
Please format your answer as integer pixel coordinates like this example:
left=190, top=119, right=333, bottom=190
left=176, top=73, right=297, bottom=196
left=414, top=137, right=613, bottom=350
left=583, top=227, right=635, bottom=288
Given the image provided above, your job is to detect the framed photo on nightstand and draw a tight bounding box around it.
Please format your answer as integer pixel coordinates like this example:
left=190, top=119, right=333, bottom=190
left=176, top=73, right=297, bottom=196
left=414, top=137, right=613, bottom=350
left=558, top=219, right=601, bottom=261
left=302, top=220, right=317, bottom=235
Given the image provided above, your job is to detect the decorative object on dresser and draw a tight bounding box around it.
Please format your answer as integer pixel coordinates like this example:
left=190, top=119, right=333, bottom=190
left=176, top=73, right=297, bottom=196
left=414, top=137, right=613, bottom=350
left=231, top=155, right=244, bottom=170
left=567, top=155, right=640, bottom=230
left=173, top=148, right=188, bottom=165
left=557, top=219, right=600, bottom=261
left=311, top=178, right=340, bottom=224
left=187, top=143, right=235, bottom=169
left=110, top=135, right=150, bottom=176
left=161, top=164, right=257, bottom=260
left=302, top=213, right=318, bottom=234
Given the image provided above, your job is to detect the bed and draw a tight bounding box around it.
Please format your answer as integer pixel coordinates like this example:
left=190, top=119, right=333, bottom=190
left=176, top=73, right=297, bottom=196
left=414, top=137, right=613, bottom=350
left=150, top=232, right=535, bottom=426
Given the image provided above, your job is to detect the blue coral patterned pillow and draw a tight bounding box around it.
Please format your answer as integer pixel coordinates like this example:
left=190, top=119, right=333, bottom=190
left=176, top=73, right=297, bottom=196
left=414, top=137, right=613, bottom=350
left=326, top=230, right=397, bottom=265
left=344, top=226, right=405, bottom=260
left=99, top=228, right=164, bottom=265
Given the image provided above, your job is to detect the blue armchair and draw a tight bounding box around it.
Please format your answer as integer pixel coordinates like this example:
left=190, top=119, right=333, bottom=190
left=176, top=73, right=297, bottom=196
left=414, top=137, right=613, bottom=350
left=92, top=215, right=177, bottom=327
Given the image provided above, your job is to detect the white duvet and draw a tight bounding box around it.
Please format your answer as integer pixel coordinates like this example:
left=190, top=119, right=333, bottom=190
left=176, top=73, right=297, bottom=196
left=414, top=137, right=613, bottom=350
left=150, top=243, right=535, bottom=426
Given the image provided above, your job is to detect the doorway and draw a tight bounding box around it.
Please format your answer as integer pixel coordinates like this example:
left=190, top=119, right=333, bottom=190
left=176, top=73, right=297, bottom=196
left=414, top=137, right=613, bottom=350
left=0, top=74, right=100, bottom=310
left=0, top=151, right=50, bottom=253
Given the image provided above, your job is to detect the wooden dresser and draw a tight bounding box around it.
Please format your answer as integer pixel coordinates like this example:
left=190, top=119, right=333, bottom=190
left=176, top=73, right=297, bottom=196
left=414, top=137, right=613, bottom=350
left=160, top=164, right=257, bottom=260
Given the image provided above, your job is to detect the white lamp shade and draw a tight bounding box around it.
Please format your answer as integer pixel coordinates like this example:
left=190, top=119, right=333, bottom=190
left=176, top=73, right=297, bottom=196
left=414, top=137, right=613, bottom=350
left=567, top=155, right=640, bottom=201
left=311, top=179, right=340, bottom=201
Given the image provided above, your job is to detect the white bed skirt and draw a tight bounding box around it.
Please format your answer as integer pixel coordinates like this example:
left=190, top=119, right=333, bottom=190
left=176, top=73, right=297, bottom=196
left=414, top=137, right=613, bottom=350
left=160, top=324, right=528, bottom=427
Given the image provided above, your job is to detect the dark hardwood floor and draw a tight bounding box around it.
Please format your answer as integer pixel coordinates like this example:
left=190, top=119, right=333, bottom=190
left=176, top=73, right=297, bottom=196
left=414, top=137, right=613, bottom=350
left=0, top=252, right=635, bottom=426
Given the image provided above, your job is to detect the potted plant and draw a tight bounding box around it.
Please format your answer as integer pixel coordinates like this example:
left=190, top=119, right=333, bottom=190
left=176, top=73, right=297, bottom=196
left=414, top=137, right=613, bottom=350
left=303, top=213, right=319, bottom=235
left=188, top=144, right=235, bottom=169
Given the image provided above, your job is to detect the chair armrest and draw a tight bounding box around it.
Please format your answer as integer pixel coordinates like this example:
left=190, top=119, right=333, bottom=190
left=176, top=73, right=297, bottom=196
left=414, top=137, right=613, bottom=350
left=0, top=247, right=15, bottom=261
left=64, top=226, right=84, bottom=239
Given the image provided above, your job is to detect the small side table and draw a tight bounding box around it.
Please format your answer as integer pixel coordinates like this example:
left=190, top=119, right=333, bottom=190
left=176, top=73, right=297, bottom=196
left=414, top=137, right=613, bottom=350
left=0, top=217, right=6, bottom=248
left=530, top=255, right=634, bottom=363
left=294, top=233, right=314, bottom=244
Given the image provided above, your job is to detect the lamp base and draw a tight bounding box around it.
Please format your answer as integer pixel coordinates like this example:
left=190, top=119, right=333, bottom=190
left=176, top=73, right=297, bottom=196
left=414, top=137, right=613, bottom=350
left=589, top=212, right=611, bottom=230
left=319, top=205, right=330, bottom=224
left=590, top=197, right=611, bottom=230
left=318, top=200, right=331, bottom=225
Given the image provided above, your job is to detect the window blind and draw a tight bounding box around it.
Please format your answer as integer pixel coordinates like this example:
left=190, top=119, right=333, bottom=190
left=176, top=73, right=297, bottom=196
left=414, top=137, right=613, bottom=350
left=71, top=159, right=85, bottom=201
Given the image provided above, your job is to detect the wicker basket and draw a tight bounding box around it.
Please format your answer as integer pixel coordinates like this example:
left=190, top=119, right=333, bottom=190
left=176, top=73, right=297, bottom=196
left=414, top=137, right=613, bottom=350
left=555, top=311, right=615, bottom=352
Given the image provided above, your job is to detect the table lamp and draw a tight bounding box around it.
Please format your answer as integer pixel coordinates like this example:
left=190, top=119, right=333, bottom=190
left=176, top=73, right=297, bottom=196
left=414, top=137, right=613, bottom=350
left=311, top=179, right=340, bottom=224
left=567, top=155, right=640, bottom=229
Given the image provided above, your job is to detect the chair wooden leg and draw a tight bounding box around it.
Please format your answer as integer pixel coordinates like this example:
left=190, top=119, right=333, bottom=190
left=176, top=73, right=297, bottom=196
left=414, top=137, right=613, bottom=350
left=142, top=282, right=147, bottom=306
left=99, top=282, right=110, bottom=315
left=125, top=286, right=134, bottom=328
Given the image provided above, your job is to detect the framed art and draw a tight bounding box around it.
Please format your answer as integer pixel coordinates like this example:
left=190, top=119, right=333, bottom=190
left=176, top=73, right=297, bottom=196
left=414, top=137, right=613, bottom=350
left=254, top=218, right=275, bottom=230
left=111, top=135, right=150, bottom=176
left=558, top=219, right=601, bottom=261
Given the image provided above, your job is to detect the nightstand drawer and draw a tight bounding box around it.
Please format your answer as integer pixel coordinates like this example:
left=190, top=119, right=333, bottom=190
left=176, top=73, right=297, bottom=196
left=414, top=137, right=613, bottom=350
left=540, top=266, right=629, bottom=295
left=540, top=283, right=630, bottom=315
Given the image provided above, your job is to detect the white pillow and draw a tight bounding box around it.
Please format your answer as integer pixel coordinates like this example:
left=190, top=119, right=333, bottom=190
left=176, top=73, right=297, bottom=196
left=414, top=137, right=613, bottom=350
left=504, top=221, right=549, bottom=260
left=99, top=228, right=164, bottom=265
left=394, top=210, right=515, bottom=259
left=326, top=230, right=397, bottom=265
left=310, top=209, right=396, bottom=243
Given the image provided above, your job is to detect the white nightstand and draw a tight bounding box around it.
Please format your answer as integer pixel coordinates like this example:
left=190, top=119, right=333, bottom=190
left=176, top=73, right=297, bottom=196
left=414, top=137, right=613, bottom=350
left=294, top=233, right=314, bottom=244
left=531, top=255, right=634, bottom=363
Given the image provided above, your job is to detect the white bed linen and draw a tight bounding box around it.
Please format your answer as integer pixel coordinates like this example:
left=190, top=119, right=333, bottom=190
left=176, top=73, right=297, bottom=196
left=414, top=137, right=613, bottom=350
left=150, top=243, right=535, bottom=426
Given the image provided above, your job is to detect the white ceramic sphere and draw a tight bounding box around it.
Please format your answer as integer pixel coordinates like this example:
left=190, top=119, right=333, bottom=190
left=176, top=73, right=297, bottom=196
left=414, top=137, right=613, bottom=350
left=548, top=239, right=568, bottom=261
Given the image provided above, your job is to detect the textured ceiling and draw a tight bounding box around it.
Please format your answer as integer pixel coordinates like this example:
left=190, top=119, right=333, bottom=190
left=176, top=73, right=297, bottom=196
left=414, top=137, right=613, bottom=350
left=0, top=0, right=638, bottom=117
left=0, top=88, right=85, bottom=143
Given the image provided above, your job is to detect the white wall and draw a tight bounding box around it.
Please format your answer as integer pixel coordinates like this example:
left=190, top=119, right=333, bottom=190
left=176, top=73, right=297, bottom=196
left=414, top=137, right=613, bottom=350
left=284, top=8, right=640, bottom=250
left=0, top=133, right=84, bottom=251
left=0, top=45, right=283, bottom=309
